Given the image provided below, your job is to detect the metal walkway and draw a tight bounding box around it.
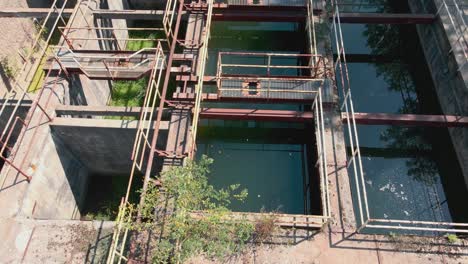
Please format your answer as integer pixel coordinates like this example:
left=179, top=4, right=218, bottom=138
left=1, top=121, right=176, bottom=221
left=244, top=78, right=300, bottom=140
left=45, top=48, right=167, bottom=80
left=218, top=78, right=324, bottom=100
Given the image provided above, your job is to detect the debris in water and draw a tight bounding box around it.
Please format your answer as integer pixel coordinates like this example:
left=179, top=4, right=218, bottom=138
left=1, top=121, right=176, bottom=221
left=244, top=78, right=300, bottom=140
left=379, top=184, right=390, bottom=191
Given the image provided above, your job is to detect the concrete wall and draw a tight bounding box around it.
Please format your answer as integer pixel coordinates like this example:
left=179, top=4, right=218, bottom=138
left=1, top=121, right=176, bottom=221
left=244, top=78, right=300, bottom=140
left=104, top=0, right=130, bottom=49
left=410, top=0, right=468, bottom=188
left=50, top=118, right=168, bottom=176
left=20, top=130, right=89, bottom=220
left=64, top=0, right=112, bottom=106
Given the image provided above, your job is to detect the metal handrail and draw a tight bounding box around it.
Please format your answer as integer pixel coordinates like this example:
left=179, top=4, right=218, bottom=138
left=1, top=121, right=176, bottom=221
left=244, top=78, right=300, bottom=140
left=106, top=41, right=166, bottom=264
left=331, top=0, right=468, bottom=234
left=1, top=0, right=69, bottom=183
left=51, top=46, right=164, bottom=77
left=214, top=0, right=308, bottom=7
left=189, top=0, right=214, bottom=158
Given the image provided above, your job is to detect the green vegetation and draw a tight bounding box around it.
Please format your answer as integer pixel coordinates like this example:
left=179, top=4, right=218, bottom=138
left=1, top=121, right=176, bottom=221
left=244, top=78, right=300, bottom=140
left=123, top=156, right=273, bottom=263
left=445, top=234, right=460, bottom=244
left=27, top=22, right=64, bottom=93
left=109, top=29, right=161, bottom=108
left=126, top=31, right=162, bottom=51
left=0, top=57, right=18, bottom=80
left=27, top=47, right=51, bottom=92
left=109, top=77, right=148, bottom=107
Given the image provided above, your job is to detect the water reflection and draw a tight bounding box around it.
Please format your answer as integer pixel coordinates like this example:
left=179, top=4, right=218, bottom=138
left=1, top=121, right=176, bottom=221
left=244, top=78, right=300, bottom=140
left=364, top=22, right=440, bottom=186
left=339, top=20, right=457, bottom=223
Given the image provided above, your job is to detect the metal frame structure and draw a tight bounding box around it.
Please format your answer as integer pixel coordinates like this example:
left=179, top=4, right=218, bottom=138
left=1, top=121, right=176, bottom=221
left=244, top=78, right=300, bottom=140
left=107, top=0, right=186, bottom=262
left=58, top=26, right=168, bottom=51
left=0, top=0, right=69, bottom=181
left=331, top=0, right=468, bottom=234
left=215, top=52, right=327, bottom=100
left=189, top=0, right=215, bottom=158
left=163, top=0, right=179, bottom=47
left=214, top=0, right=309, bottom=6
left=50, top=46, right=165, bottom=79
left=307, top=0, right=318, bottom=66
left=106, top=0, right=334, bottom=260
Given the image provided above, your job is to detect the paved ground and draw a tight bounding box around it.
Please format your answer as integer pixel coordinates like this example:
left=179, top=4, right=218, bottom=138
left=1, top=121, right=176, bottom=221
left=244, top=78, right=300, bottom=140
left=2, top=218, right=467, bottom=264
left=0, top=0, right=36, bottom=96
left=0, top=219, right=114, bottom=264
left=188, top=227, right=468, bottom=264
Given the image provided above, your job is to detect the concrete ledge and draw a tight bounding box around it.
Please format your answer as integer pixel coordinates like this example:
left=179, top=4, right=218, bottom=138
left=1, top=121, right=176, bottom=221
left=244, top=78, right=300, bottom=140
left=51, top=117, right=170, bottom=130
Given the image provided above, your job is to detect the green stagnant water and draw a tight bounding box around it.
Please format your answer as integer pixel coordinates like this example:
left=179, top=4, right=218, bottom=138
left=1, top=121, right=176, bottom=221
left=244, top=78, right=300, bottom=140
left=195, top=21, right=321, bottom=215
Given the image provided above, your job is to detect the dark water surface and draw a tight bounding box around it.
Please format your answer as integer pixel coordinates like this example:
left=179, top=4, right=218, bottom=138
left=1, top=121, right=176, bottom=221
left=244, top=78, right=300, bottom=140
left=336, top=21, right=468, bottom=230
left=196, top=21, right=320, bottom=214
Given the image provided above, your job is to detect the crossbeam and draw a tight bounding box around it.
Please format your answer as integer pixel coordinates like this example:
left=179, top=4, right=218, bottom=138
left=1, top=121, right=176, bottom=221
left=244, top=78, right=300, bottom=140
left=53, top=105, right=468, bottom=127
left=200, top=108, right=314, bottom=122
left=0, top=8, right=436, bottom=25
left=336, top=13, right=436, bottom=24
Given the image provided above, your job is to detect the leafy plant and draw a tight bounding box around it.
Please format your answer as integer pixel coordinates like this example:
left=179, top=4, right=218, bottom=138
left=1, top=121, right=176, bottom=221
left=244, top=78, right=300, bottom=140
left=126, top=155, right=254, bottom=263
left=388, top=231, right=398, bottom=240
left=445, top=234, right=460, bottom=244
left=0, top=57, right=18, bottom=80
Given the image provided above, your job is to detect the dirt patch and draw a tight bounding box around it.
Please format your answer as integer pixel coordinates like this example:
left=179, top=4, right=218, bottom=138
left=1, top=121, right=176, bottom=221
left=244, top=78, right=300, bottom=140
left=0, top=0, right=36, bottom=94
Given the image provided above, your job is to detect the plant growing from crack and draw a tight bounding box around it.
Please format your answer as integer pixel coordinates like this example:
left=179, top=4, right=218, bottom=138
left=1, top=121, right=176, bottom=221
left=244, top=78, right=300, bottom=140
left=445, top=234, right=460, bottom=244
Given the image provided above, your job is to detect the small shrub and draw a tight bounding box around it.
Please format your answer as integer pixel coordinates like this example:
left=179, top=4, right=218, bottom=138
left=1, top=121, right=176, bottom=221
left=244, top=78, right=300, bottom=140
left=446, top=234, right=459, bottom=244
left=0, top=57, right=18, bottom=80
left=125, top=156, right=254, bottom=263
left=253, top=214, right=277, bottom=243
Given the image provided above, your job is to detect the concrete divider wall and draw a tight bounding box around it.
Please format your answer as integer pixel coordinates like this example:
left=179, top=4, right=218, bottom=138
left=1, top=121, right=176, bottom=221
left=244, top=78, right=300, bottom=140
left=20, top=130, right=89, bottom=220
left=50, top=118, right=168, bottom=176
left=409, top=0, right=468, bottom=189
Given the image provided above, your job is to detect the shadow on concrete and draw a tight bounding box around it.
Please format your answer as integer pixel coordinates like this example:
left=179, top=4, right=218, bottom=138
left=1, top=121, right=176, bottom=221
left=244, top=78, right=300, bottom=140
left=329, top=230, right=468, bottom=258
left=69, top=75, right=88, bottom=106
left=0, top=64, right=13, bottom=92
left=26, top=0, right=77, bottom=8
left=84, top=220, right=114, bottom=263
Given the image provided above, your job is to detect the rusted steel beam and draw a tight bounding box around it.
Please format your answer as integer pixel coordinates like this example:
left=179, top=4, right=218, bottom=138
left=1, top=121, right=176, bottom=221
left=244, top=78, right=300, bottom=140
left=175, top=75, right=216, bottom=83
left=93, top=9, right=178, bottom=20
left=4, top=8, right=434, bottom=25
left=200, top=110, right=468, bottom=126
left=139, top=0, right=185, bottom=217
left=345, top=112, right=468, bottom=127
left=172, top=92, right=317, bottom=103
left=336, top=13, right=436, bottom=24
left=212, top=11, right=306, bottom=22
left=199, top=108, right=314, bottom=122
